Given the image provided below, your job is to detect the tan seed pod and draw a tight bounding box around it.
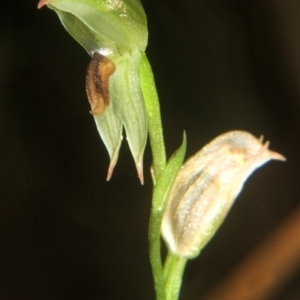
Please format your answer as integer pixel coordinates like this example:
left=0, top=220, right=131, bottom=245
left=161, top=131, right=285, bottom=258
left=86, top=52, right=116, bottom=115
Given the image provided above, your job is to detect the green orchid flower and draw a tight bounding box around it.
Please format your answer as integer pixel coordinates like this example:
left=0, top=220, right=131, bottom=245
left=38, top=0, right=148, bottom=183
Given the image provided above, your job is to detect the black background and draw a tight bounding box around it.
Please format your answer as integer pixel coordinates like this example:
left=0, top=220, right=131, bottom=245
left=0, top=0, right=300, bottom=299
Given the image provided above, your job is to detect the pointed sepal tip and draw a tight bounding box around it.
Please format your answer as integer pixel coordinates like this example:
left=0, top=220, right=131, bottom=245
left=136, top=163, right=144, bottom=185
left=37, top=0, right=50, bottom=9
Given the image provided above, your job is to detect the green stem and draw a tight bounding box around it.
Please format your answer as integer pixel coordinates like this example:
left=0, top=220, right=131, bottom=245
left=148, top=208, right=166, bottom=300
left=147, top=133, right=186, bottom=300
left=164, top=253, right=187, bottom=300
left=140, top=52, right=166, bottom=300
left=163, top=251, right=173, bottom=280
left=140, top=52, right=167, bottom=300
left=140, top=52, right=166, bottom=179
left=140, top=52, right=187, bottom=300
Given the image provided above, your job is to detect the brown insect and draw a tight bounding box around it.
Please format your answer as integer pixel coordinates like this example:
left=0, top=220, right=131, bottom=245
left=86, top=52, right=116, bottom=115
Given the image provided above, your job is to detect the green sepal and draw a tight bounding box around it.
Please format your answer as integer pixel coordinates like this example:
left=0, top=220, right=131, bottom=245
left=43, top=0, right=148, bottom=58
left=93, top=100, right=123, bottom=180
left=111, top=52, right=148, bottom=183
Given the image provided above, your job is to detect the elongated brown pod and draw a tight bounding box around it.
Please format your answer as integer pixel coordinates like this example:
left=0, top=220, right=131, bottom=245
left=86, top=52, right=116, bottom=115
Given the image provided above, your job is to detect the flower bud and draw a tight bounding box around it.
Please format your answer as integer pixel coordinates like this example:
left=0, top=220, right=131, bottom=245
left=161, top=131, right=285, bottom=258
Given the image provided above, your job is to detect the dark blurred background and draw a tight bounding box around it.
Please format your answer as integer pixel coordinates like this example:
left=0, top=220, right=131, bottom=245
left=0, top=0, right=299, bottom=299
